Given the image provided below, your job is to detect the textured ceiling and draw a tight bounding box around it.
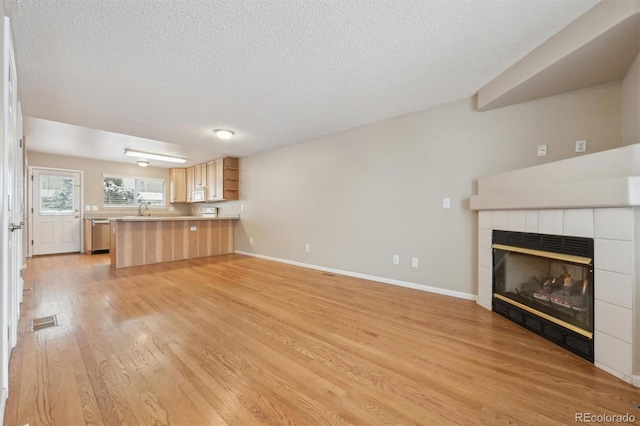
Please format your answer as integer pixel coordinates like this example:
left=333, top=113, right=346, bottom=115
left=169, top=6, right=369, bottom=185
left=12, top=0, right=600, bottom=166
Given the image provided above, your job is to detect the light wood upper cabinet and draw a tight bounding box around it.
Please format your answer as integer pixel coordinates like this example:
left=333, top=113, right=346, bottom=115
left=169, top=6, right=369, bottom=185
left=220, top=157, right=239, bottom=201
left=170, top=157, right=238, bottom=203
left=206, top=160, right=217, bottom=201
left=186, top=166, right=194, bottom=202
left=194, top=163, right=206, bottom=189
left=206, top=157, right=239, bottom=202
left=169, top=168, right=187, bottom=203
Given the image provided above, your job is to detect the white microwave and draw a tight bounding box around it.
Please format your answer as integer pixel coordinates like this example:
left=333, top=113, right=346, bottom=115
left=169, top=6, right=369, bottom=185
left=192, top=188, right=205, bottom=202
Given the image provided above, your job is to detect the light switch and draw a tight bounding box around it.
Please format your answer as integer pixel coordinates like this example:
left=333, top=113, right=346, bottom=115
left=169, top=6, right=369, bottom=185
left=91, top=205, right=98, bottom=211
left=442, top=198, right=451, bottom=209
left=537, top=144, right=547, bottom=156
left=85, top=205, right=90, bottom=211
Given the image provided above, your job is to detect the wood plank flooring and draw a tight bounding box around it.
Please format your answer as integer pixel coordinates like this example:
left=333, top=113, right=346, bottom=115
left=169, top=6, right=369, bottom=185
left=4, top=253, right=639, bottom=425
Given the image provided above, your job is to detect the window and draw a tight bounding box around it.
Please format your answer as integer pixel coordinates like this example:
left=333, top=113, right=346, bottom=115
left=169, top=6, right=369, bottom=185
left=40, top=174, right=75, bottom=214
left=103, top=175, right=165, bottom=207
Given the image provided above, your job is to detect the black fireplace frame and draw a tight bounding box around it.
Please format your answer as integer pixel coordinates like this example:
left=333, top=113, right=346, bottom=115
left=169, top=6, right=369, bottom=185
left=492, top=230, right=594, bottom=362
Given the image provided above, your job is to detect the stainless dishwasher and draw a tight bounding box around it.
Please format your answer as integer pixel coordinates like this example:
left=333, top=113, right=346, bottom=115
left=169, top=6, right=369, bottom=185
left=91, top=219, right=110, bottom=254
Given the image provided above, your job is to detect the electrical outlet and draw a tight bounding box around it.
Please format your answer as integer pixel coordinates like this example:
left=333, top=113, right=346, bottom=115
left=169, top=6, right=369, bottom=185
left=411, top=257, right=419, bottom=268
left=392, top=255, right=399, bottom=265
left=249, top=237, right=254, bottom=244
left=575, top=139, right=587, bottom=153
left=442, top=198, right=451, bottom=209
left=240, top=204, right=244, bottom=211
left=537, top=144, right=547, bottom=156
left=190, top=226, right=197, bottom=231
left=305, top=243, right=310, bottom=252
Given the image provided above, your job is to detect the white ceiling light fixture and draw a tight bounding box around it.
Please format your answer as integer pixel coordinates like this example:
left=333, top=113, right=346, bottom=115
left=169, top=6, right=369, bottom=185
left=137, top=160, right=150, bottom=167
left=213, top=129, right=235, bottom=140
left=124, top=149, right=186, bottom=163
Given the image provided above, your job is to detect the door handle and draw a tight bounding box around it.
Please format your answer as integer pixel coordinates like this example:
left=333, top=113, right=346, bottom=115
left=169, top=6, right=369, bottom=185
left=9, top=223, right=21, bottom=232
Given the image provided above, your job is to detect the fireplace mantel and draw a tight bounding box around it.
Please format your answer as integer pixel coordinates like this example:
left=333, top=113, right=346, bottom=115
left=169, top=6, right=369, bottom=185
left=471, top=143, right=639, bottom=387
left=470, top=143, right=640, bottom=211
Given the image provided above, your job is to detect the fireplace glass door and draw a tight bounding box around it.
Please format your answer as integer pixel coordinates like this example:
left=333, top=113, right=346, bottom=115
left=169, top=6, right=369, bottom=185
left=493, top=248, right=593, bottom=335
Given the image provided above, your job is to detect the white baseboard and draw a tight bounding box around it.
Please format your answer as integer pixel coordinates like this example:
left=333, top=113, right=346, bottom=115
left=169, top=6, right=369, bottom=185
left=235, top=250, right=477, bottom=301
left=633, top=375, right=640, bottom=388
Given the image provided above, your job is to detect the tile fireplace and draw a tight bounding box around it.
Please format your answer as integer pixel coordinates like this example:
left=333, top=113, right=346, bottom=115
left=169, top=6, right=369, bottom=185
left=471, top=143, right=640, bottom=387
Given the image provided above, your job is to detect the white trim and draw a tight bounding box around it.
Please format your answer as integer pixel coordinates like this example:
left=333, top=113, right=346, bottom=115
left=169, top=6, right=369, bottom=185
left=0, top=387, right=6, bottom=426
left=28, top=166, right=85, bottom=256
left=235, top=250, right=477, bottom=301
left=633, top=375, right=640, bottom=388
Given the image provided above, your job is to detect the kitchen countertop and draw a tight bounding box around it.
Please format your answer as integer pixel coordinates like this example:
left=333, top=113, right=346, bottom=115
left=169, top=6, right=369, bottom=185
left=109, top=215, right=240, bottom=222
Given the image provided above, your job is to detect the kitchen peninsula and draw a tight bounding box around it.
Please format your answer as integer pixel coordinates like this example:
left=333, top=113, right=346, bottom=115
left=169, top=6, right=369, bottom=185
left=109, top=216, right=238, bottom=268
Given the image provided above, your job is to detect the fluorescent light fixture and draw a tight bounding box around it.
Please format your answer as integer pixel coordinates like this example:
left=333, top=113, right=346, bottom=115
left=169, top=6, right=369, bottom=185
left=213, top=129, right=235, bottom=140
left=124, top=149, right=186, bottom=163
left=137, top=160, right=150, bottom=167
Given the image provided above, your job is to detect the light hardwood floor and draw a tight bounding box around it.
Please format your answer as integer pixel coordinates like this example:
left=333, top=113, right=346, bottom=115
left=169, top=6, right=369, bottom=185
left=4, top=253, right=639, bottom=425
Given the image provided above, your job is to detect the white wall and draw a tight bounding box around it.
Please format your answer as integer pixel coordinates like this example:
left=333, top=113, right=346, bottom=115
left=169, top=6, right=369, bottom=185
left=623, top=52, right=640, bottom=146
left=236, top=83, right=623, bottom=296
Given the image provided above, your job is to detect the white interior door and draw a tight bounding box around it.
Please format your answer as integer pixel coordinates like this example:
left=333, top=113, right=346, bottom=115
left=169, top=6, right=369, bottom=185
left=6, top=22, right=20, bottom=350
left=0, top=12, right=7, bottom=411
left=31, top=168, right=81, bottom=255
left=0, top=14, right=18, bottom=411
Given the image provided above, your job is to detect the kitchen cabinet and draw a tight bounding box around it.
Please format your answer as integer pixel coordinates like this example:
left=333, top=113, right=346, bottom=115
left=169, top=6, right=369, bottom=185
left=171, top=157, right=238, bottom=203
left=206, top=157, right=239, bottom=201
left=223, top=157, right=239, bottom=200
left=206, top=160, right=217, bottom=201
left=194, top=163, right=206, bottom=188
left=217, top=157, right=239, bottom=201
left=84, top=219, right=93, bottom=254
left=109, top=216, right=237, bottom=268
left=169, top=168, right=187, bottom=203
left=186, top=166, right=194, bottom=202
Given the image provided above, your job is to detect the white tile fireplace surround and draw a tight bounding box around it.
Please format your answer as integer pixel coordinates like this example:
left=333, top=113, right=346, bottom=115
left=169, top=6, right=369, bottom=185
left=470, top=143, right=640, bottom=387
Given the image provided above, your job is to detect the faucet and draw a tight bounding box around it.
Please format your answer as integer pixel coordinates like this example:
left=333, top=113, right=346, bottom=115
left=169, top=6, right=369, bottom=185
left=138, top=202, right=149, bottom=216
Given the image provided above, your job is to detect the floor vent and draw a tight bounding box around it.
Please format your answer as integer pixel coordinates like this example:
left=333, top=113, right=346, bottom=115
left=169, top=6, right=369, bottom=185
left=323, top=273, right=336, bottom=277
left=31, top=315, right=58, bottom=332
